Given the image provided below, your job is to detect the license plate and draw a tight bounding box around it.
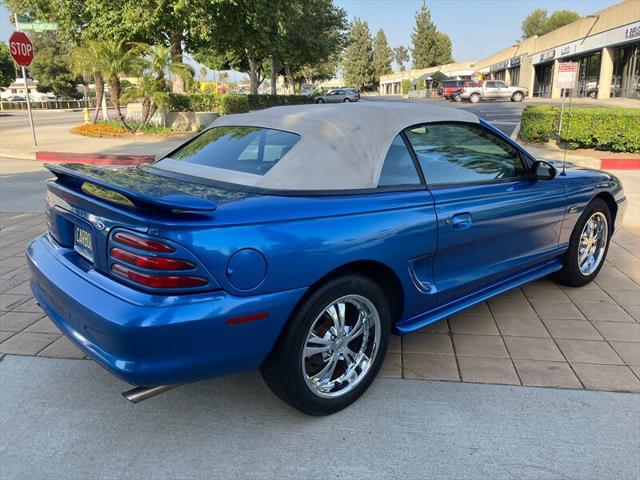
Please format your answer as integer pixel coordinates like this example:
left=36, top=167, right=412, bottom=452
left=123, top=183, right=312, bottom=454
left=74, top=226, right=94, bottom=262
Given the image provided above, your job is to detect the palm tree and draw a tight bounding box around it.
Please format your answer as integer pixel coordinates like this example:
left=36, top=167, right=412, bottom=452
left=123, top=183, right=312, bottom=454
left=121, top=75, right=170, bottom=130
left=133, top=43, right=194, bottom=91
left=69, top=41, right=107, bottom=123
left=95, top=41, right=145, bottom=129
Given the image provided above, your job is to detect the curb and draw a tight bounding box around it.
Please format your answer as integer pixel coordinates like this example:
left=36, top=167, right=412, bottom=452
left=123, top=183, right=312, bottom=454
left=35, top=151, right=154, bottom=166
left=510, top=121, right=521, bottom=141
left=600, top=158, right=640, bottom=170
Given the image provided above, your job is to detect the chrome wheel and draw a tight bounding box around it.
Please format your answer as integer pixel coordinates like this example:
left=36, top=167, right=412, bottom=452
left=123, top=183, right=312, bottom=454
left=578, top=212, right=608, bottom=275
left=302, top=294, right=381, bottom=399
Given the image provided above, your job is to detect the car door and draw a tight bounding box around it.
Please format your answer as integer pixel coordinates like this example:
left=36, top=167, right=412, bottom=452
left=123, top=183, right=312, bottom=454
left=483, top=81, right=499, bottom=100
left=404, top=122, right=566, bottom=304
left=495, top=81, right=511, bottom=100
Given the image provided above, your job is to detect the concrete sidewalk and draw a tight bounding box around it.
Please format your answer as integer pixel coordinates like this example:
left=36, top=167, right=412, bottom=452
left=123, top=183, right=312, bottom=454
left=0, top=110, right=189, bottom=163
left=1, top=355, right=638, bottom=480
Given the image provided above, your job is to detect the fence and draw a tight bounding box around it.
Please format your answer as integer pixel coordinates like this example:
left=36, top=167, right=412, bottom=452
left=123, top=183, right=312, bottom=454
left=407, top=89, right=439, bottom=99
left=0, top=99, right=95, bottom=110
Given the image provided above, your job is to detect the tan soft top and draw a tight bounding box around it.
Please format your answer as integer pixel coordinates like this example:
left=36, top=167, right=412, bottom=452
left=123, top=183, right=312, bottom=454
left=156, top=102, right=479, bottom=191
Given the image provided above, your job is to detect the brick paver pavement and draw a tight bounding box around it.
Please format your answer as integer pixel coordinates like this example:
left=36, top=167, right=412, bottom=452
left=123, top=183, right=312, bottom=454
left=1, top=212, right=639, bottom=392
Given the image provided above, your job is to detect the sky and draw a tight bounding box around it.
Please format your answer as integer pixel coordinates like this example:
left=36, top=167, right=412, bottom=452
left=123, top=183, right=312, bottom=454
left=0, top=0, right=622, bottom=76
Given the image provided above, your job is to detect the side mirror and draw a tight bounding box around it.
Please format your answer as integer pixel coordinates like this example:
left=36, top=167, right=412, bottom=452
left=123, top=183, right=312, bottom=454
left=531, top=160, right=557, bottom=180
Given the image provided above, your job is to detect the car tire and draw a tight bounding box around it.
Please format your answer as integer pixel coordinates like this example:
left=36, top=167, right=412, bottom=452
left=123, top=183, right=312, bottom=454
left=469, top=93, right=481, bottom=103
left=552, top=198, right=612, bottom=288
left=316, top=98, right=324, bottom=104
left=511, top=92, right=524, bottom=102
left=589, top=91, right=598, bottom=99
left=261, top=273, right=390, bottom=416
left=343, top=98, right=351, bottom=103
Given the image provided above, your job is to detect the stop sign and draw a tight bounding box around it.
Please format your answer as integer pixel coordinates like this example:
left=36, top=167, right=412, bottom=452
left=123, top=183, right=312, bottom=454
left=9, top=31, right=35, bottom=67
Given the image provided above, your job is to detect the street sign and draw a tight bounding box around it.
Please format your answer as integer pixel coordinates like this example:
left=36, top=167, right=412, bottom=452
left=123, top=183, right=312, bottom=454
left=16, top=14, right=58, bottom=32
left=556, top=62, right=578, bottom=89
left=8, top=31, right=35, bottom=67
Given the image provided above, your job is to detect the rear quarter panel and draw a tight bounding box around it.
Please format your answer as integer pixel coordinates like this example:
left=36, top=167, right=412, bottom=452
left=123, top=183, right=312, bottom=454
left=152, top=190, right=439, bottom=322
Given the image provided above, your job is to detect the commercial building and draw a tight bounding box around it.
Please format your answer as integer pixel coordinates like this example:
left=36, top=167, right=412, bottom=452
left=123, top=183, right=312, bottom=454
left=380, top=0, right=640, bottom=100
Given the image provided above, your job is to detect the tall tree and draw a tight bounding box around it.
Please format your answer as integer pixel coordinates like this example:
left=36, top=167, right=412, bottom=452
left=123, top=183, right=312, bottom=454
left=3, top=0, right=207, bottom=93
left=372, top=28, right=392, bottom=81
left=29, top=33, right=82, bottom=99
left=410, top=2, right=453, bottom=69
left=193, top=0, right=284, bottom=94
left=545, top=10, right=581, bottom=32
left=521, top=8, right=580, bottom=39
left=277, top=0, right=347, bottom=93
left=342, top=18, right=374, bottom=91
left=393, top=46, right=410, bottom=72
left=433, top=32, right=454, bottom=65
left=0, top=43, right=16, bottom=88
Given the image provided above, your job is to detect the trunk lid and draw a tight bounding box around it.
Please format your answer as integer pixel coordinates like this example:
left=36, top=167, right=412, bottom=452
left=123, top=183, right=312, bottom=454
left=44, top=163, right=250, bottom=279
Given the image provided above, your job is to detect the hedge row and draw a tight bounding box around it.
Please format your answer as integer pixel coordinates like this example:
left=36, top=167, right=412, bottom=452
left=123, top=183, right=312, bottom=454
left=520, top=105, right=640, bottom=152
left=166, top=93, right=313, bottom=114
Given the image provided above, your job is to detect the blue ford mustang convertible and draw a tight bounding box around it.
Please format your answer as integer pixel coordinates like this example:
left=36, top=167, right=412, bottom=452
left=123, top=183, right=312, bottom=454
left=28, top=103, right=626, bottom=415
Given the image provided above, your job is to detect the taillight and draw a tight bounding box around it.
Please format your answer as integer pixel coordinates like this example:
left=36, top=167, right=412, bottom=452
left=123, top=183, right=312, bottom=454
left=109, top=231, right=209, bottom=290
left=111, top=264, right=207, bottom=289
left=111, top=248, right=194, bottom=271
left=113, top=232, right=174, bottom=252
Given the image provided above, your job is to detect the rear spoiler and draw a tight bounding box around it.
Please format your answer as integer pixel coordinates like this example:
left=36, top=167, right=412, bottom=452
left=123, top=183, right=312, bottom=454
left=46, top=163, right=217, bottom=213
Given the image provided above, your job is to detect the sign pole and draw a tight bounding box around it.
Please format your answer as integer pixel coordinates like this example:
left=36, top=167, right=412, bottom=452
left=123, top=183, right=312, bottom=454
left=14, top=14, right=37, bottom=146
left=22, top=65, right=37, bottom=146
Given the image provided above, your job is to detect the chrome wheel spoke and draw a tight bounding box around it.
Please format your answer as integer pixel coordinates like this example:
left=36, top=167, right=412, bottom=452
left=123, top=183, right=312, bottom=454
left=304, top=343, right=332, bottom=357
left=577, top=212, right=608, bottom=276
left=302, top=294, right=381, bottom=399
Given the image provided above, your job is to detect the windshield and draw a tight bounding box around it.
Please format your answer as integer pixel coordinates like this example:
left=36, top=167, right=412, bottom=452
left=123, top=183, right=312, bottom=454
left=153, top=126, right=301, bottom=185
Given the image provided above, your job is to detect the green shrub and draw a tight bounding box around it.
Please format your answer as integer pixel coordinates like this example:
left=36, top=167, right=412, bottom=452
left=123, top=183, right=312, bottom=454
left=245, top=94, right=314, bottom=110
left=167, top=93, right=222, bottom=112
left=401, top=79, right=411, bottom=95
left=218, top=95, right=250, bottom=114
left=520, top=105, right=558, bottom=143
left=520, top=105, right=640, bottom=152
left=167, top=93, right=313, bottom=114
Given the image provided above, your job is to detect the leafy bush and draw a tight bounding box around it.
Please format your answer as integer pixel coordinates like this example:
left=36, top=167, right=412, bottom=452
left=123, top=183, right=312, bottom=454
left=520, top=105, right=558, bottom=143
left=401, top=79, right=411, bottom=95
left=520, top=106, right=640, bottom=152
left=167, top=93, right=222, bottom=112
left=167, top=93, right=313, bottom=114
left=245, top=94, right=314, bottom=110
left=71, top=122, right=128, bottom=137
left=219, top=95, right=250, bottom=114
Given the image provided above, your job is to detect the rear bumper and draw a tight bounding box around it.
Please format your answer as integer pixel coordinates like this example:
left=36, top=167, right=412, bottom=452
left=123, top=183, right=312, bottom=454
left=27, top=234, right=306, bottom=386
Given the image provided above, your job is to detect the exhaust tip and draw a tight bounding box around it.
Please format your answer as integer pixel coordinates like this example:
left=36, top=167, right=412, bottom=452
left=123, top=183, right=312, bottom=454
left=122, top=385, right=178, bottom=404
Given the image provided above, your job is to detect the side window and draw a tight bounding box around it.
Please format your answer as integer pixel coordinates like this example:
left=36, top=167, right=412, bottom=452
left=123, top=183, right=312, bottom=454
left=485, top=81, right=496, bottom=88
left=497, top=81, right=509, bottom=88
left=404, top=123, right=526, bottom=186
left=378, top=134, right=422, bottom=187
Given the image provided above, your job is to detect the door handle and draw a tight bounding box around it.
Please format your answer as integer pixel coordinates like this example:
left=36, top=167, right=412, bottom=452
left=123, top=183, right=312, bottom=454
left=451, top=213, right=472, bottom=230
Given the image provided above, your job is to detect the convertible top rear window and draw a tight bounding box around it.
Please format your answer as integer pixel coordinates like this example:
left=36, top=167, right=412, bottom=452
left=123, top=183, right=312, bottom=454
left=155, top=126, right=300, bottom=182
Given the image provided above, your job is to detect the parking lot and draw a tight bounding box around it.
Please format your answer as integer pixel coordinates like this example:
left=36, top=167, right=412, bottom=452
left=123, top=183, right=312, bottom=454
left=1, top=98, right=639, bottom=479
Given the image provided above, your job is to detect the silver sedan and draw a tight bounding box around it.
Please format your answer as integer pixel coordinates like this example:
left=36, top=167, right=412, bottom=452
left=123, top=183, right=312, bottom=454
left=315, top=89, right=359, bottom=103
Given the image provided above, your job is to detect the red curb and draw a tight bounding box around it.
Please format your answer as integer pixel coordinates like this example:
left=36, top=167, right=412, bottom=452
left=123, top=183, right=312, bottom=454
left=600, top=158, right=640, bottom=170
left=35, top=151, right=154, bottom=166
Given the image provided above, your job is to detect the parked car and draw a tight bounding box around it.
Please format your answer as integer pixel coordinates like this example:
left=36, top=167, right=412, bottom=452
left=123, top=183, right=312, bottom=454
left=460, top=80, right=528, bottom=103
left=28, top=103, right=626, bottom=415
left=343, top=88, right=361, bottom=100
left=4, top=95, right=26, bottom=102
left=315, top=88, right=359, bottom=103
left=437, top=80, right=466, bottom=99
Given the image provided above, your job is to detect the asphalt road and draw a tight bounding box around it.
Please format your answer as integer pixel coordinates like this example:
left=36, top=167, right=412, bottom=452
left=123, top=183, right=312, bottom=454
left=365, top=95, right=527, bottom=136
left=1, top=355, right=638, bottom=480
left=0, top=109, right=85, bottom=129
